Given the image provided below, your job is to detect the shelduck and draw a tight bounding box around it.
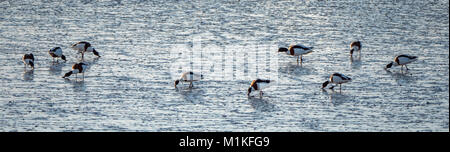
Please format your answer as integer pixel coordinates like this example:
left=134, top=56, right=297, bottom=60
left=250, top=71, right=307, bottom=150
left=321, top=73, right=352, bottom=91
left=71, top=41, right=100, bottom=59
left=247, top=79, right=273, bottom=98
left=174, top=72, right=204, bottom=88
left=22, top=53, right=35, bottom=69
left=350, top=41, right=361, bottom=56
left=62, top=62, right=88, bottom=80
left=278, top=44, right=313, bottom=65
left=48, top=47, right=66, bottom=62
left=385, top=54, right=418, bottom=71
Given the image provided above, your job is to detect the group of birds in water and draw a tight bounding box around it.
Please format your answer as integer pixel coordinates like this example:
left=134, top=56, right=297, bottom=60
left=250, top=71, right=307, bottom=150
left=173, top=41, right=418, bottom=98
left=22, top=41, right=100, bottom=79
left=22, top=40, right=418, bottom=98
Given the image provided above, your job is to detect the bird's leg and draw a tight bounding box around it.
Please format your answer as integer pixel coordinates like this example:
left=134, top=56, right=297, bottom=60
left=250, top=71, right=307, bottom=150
left=300, top=55, right=303, bottom=65
left=405, top=65, right=409, bottom=70
left=340, top=84, right=342, bottom=92
left=189, top=82, right=193, bottom=88
left=83, top=73, right=85, bottom=80
left=259, top=91, right=263, bottom=98
left=297, top=56, right=299, bottom=65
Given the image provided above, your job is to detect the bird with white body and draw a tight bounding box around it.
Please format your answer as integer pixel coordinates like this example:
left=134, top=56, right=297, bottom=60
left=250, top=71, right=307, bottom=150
left=22, top=53, right=35, bottom=70
left=321, top=73, right=352, bottom=91
left=247, top=79, right=273, bottom=98
left=174, top=72, right=204, bottom=88
left=62, top=62, right=88, bottom=80
left=71, top=41, right=100, bottom=60
left=349, top=41, right=362, bottom=57
left=385, top=54, right=418, bottom=71
left=48, top=47, right=66, bottom=63
left=278, top=43, right=314, bottom=65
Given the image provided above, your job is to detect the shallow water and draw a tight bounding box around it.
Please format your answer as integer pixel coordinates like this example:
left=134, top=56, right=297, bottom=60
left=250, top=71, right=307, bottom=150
left=0, top=0, right=448, bottom=131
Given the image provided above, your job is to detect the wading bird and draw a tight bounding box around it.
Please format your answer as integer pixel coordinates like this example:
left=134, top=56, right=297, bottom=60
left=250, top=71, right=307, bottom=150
left=322, top=73, right=352, bottom=91
left=48, top=47, right=66, bottom=63
left=174, top=72, right=204, bottom=88
left=22, top=53, right=35, bottom=70
left=350, top=41, right=362, bottom=57
left=385, top=54, right=418, bottom=71
left=247, top=79, right=273, bottom=98
left=278, top=44, right=313, bottom=65
left=62, top=62, right=88, bottom=80
left=71, top=41, right=100, bottom=60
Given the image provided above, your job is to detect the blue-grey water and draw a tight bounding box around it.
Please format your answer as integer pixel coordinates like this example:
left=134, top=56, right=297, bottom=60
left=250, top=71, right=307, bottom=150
left=0, top=0, right=448, bottom=131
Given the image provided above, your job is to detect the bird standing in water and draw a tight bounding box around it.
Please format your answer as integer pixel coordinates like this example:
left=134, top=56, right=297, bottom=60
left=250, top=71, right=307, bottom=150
left=247, top=79, right=273, bottom=98
left=350, top=41, right=362, bottom=57
left=322, top=73, right=352, bottom=92
left=385, top=54, right=418, bottom=71
left=174, top=72, right=204, bottom=88
left=22, top=53, right=35, bottom=70
left=62, top=62, right=88, bottom=80
left=278, top=44, right=314, bottom=65
left=48, top=47, right=67, bottom=63
left=71, top=41, right=100, bottom=60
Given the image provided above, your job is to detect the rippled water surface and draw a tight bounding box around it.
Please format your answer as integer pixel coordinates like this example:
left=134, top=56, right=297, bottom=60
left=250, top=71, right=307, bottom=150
left=0, top=0, right=448, bottom=131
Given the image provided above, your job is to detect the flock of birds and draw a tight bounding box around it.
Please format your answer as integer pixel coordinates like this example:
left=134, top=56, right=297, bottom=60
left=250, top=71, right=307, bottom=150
left=21, top=40, right=418, bottom=98
left=172, top=41, right=418, bottom=98
left=22, top=41, right=100, bottom=80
